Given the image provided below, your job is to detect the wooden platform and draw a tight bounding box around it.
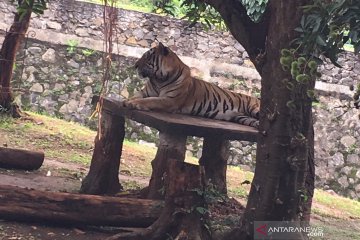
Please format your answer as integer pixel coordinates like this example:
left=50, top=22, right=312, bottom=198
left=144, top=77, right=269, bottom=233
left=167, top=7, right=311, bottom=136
left=95, top=96, right=258, bottom=142
left=81, top=96, right=259, bottom=197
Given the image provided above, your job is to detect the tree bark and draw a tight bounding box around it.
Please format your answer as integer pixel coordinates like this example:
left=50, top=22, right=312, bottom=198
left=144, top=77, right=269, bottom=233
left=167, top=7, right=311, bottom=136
left=0, top=185, right=162, bottom=227
left=204, top=0, right=271, bottom=72
left=146, top=132, right=187, bottom=199
left=0, top=147, right=44, bottom=170
left=221, top=0, right=314, bottom=239
left=107, top=161, right=210, bottom=240
left=80, top=108, right=124, bottom=195
left=0, top=1, right=32, bottom=117
left=199, top=137, right=229, bottom=194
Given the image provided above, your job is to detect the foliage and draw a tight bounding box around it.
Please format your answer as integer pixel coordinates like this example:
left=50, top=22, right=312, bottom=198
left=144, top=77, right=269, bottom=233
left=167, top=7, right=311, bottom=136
left=81, top=48, right=96, bottom=57
left=281, top=0, right=360, bottom=111
left=11, top=0, right=48, bottom=19
left=240, top=0, right=267, bottom=22
left=293, top=0, right=360, bottom=66
left=66, top=39, right=79, bottom=54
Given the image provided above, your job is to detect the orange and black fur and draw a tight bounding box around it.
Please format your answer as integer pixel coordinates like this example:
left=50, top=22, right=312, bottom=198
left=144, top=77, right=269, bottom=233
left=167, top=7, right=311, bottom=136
left=124, top=43, right=260, bottom=128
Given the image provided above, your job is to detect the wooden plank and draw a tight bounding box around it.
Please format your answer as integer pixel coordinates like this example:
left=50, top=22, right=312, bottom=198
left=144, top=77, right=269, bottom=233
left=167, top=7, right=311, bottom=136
left=94, top=96, right=258, bottom=142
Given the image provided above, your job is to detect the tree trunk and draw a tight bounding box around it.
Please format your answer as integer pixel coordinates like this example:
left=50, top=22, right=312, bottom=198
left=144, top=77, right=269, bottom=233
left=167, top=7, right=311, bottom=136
left=301, top=119, right=315, bottom=222
left=0, top=185, right=162, bottom=227
left=199, top=137, right=229, bottom=194
left=0, top=147, right=44, bottom=170
left=107, top=161, right=210, bottom=240
left=145, top=132, right=187, bottom=199
left=226, top=1, right=314, bottom=239
left=0, top=1, right=32, bottom=117
left=80, top=108, right=124, bottom=195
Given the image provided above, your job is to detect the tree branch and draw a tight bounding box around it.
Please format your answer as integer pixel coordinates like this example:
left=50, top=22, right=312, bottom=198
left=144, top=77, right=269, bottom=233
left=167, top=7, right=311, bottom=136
left=203, top=0, right=271, bottom=73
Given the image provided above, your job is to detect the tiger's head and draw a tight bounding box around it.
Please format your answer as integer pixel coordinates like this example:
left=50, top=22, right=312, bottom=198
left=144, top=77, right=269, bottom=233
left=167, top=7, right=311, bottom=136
left=135, top=43, right=188, bottom=82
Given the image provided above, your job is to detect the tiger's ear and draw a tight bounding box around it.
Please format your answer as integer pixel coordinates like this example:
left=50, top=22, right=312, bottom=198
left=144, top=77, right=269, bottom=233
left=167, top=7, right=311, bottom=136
left=158, top=42, right=169, bottom=56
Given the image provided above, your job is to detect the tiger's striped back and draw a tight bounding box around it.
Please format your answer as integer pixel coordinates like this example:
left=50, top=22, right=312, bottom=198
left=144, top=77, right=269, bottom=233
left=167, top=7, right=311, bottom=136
left=129, top=43, right=260, bottom=128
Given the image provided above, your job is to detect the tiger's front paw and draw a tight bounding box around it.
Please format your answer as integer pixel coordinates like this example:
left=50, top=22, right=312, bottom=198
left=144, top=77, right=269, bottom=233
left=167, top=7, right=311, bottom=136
left=123, top=100, right=150, bottom=111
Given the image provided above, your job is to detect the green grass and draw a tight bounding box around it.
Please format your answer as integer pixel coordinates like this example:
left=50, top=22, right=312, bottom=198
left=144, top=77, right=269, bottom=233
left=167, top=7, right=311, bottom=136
left=314, top=189, right=360, bottom=219
left=81, top=0, right=153, bottom=13
left=1, top=111, right=360, bottom=222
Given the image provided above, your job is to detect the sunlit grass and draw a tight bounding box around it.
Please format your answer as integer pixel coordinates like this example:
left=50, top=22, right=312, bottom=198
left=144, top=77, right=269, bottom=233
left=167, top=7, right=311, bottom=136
left=2, top=111, right=360, bottom=221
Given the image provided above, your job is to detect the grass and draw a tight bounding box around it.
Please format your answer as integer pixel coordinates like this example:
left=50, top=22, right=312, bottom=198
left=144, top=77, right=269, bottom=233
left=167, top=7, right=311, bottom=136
left=1, top=112, right=360, bottom=223
left=314, top=189, right=360, bottom=219
left=81, top=0, right=153, bottom=13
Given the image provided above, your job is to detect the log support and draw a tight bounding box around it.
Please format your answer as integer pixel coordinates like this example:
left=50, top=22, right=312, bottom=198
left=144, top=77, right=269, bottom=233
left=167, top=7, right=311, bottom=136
left=107, top=161, right=210, bottom=240
left=146, top=132, right=187, bottom=199
left=199, top=137, right=230, bottom=194
left=80, top=107, right=125, bottom=195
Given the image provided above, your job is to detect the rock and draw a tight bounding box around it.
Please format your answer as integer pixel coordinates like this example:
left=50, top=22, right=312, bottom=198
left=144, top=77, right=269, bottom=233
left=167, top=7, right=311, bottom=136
left=125, top=37, right=137, bottom=46
left=234, top=42, right=245, bottom=52
left=26, top=74, right=36, bottom=83
left=341, top=166, right=352, bottom=175
left=84, top=86, right=92, bottom=94
left=329, top=152, right=344, bottom=166
left=133, top=29, right=144, bottom=40
left=223, top=46, right=233, bottom=53
left=137, top=40, right=149, bottom=48
left=138, top=140, right=156, bottom=148
left=41, top=48, right=56, bottom=63
left=121, top=88, right=129, bottom=99
left=25, top=66, right=37, bottom=74
left=58, top=94, right=69, bottom=102
left=337, top=175, right=349, bottom=188
left=59, top=104, right=68, bottom=114
left=75, top=28, right=89, bottom=37
left=349, top=178, right=355, bottom=184
left=347, top=154, right=359, bottom=165
left=67, top=59, right=80, bottom=69
left=54, top=83, right=65, bottom=91
left=144, top=32, right=155, bottom=40
left=143, top=126, right=152, bottom=135
left=355, top=184, right=360, bottom=193
left=356, top=170, right=360, bottom=179
left=70, top=80, right=80, bottom=86
left=29, top=83, right=43, bottom=93
left=27, top=47, right=42, bottom=55
left=47, top=21, right=62, bottom=30
left=340, top=136, right=356, bottom=148
left=326, top=189, right=336, bottom=195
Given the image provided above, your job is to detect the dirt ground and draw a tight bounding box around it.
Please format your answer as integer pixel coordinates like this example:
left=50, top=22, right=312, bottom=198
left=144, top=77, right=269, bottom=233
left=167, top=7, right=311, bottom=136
left=0, top=158, right=149, bottom=240
left=0, top=156, right=248, bottom=240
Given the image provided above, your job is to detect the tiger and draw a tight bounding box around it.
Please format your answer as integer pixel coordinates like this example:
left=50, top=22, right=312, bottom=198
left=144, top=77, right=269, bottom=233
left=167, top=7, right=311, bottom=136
left=123, top=43, right=260, bottom=129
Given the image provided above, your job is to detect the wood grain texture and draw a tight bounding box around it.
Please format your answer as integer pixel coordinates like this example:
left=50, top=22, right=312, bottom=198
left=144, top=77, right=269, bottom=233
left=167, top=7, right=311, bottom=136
left=93, top=96, right=258, bottom=142
left=0, top=185, right=163, bottom=227
left=0, top=147, right=44, bottom=170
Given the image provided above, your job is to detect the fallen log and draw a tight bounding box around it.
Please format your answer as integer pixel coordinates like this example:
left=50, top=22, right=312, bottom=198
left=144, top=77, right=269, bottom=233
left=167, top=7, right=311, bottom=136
left=0, top=146, right=44, bottom=170
left=0, top=185, right=163, bottom=227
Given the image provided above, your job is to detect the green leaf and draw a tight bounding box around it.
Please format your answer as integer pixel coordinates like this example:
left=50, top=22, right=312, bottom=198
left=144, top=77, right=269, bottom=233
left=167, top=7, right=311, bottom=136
left=195, top=207, right=208, bottom=215
left=316, top=35, right=327, bottom=46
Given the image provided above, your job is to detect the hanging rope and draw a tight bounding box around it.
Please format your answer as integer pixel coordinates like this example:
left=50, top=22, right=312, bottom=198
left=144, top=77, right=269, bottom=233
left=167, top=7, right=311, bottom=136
left=91, top=0, right=118, bottom=139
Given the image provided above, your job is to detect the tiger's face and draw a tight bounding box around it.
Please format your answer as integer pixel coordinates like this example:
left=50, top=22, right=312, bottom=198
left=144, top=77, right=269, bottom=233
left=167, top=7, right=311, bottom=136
left=135, top=43, right=182, bottom=82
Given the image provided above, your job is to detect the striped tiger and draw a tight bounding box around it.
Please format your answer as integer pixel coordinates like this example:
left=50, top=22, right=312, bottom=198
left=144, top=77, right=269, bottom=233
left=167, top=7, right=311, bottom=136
left=124, top=43, right=260, bottom=128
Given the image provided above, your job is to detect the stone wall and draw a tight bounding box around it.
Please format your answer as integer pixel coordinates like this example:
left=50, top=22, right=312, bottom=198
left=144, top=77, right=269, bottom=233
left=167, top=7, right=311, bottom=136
left=0, top=0, right=247, bottom=65
left=1, top=0, right=360, bottom=199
